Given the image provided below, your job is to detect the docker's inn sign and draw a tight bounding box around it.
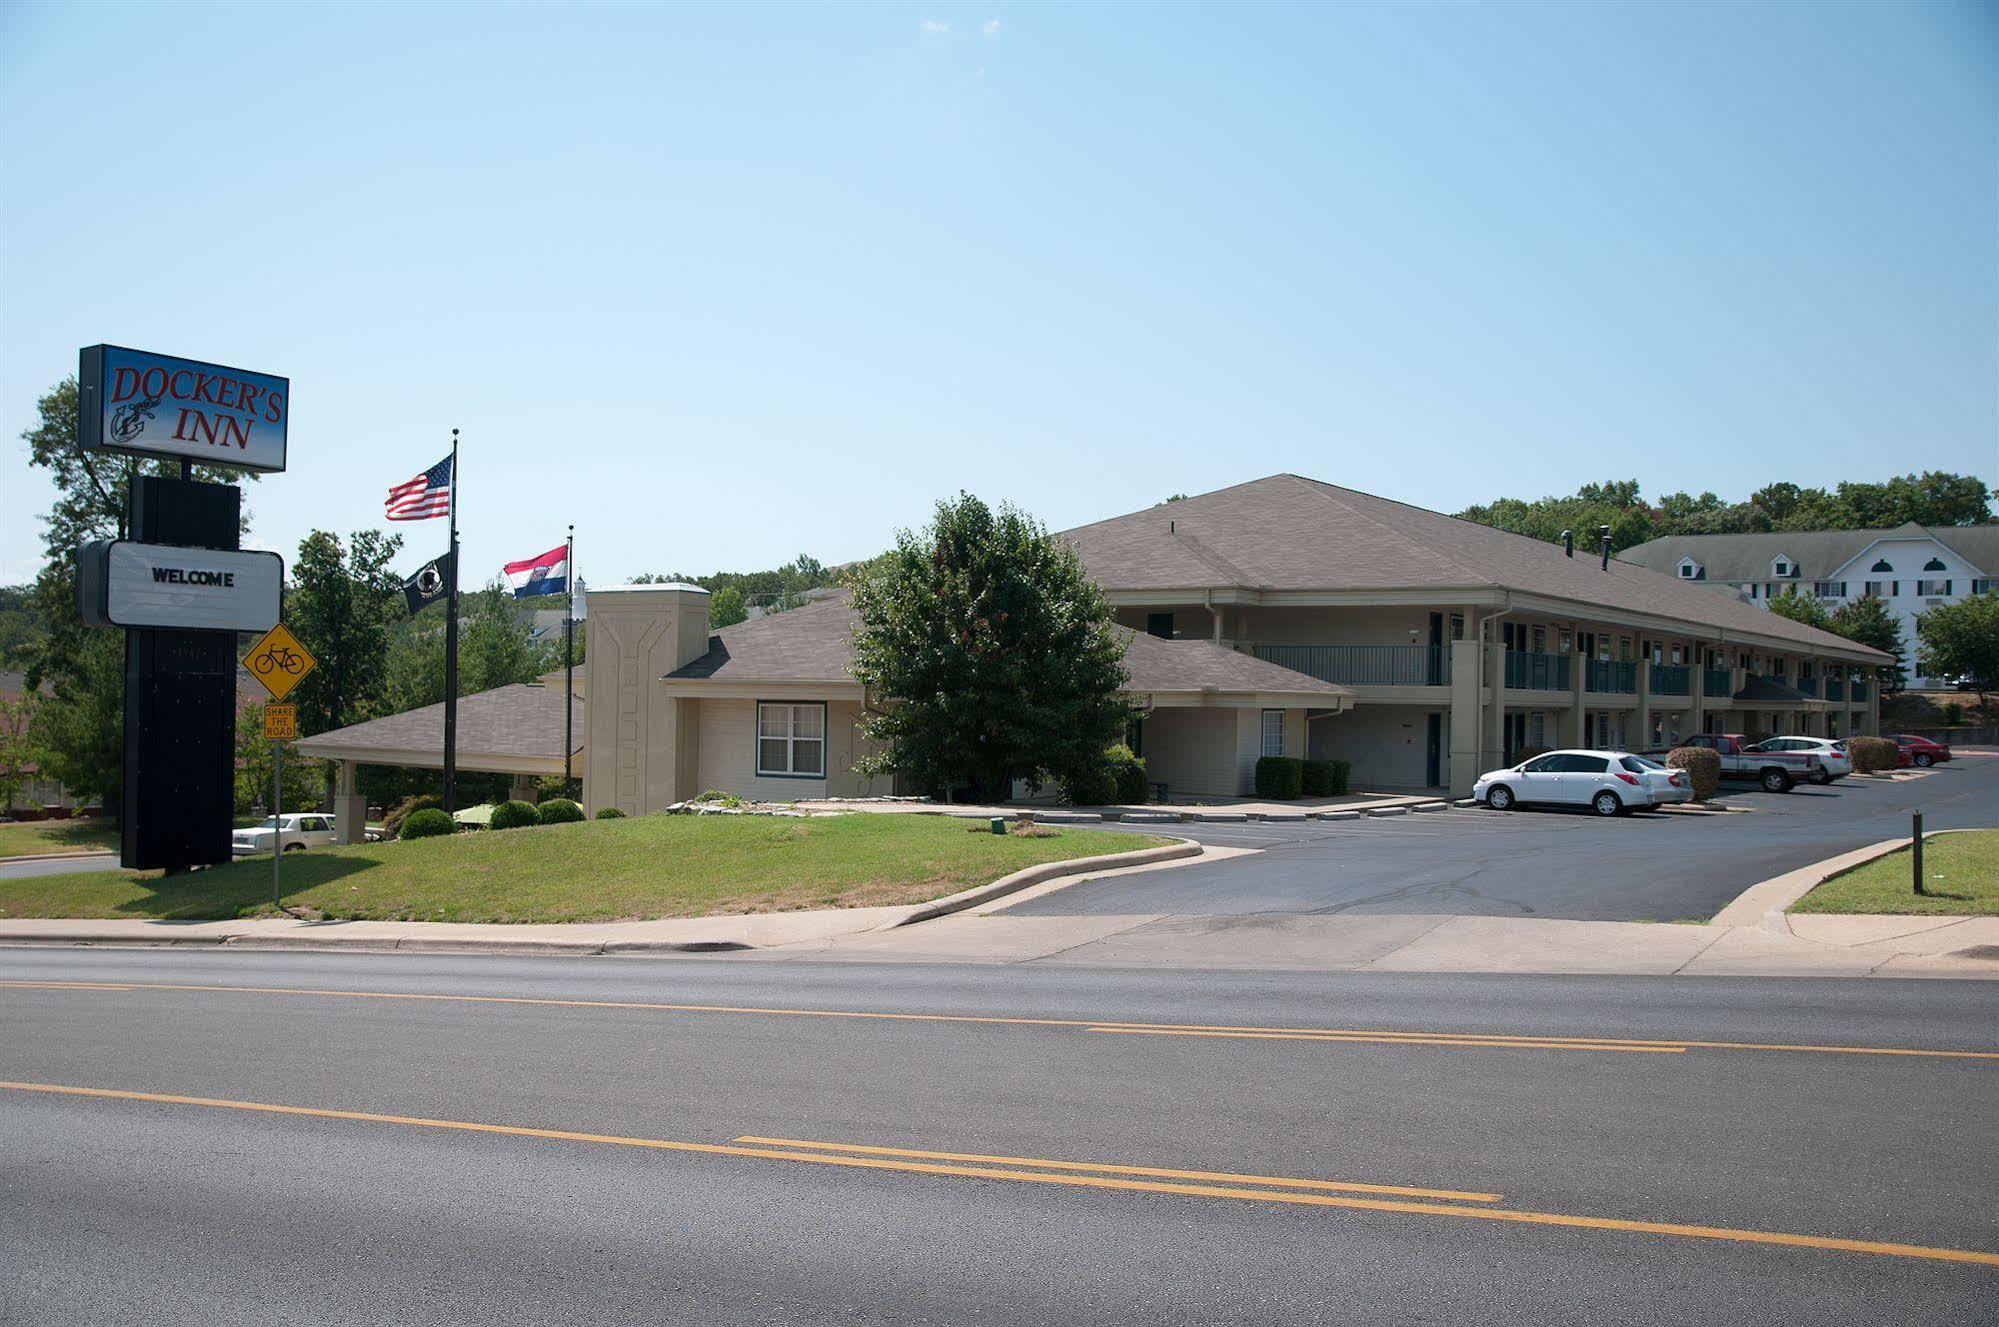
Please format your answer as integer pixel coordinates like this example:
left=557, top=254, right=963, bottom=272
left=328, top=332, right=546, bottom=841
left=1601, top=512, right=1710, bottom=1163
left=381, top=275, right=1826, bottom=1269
left=78, top=344, right=289, bottom=474
left=77, top=541, right=283, bottom=634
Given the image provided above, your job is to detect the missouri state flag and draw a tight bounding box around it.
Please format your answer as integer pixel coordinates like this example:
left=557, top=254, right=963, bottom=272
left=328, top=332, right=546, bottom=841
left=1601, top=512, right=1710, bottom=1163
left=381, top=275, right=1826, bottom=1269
left=504, top=544, right=568, bottom=599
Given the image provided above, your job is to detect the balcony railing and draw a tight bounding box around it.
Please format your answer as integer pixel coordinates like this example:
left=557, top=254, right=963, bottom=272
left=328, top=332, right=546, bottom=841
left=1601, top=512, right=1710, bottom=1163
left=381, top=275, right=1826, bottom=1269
left=1586, top=658, right=1638, bottom=694
left=1850, top=679, right=1870, bottom=702
left=1504, top=651, right=1570, bottom=691
left=1649, top=664, right=1690, bottom=696
left=1703, top=669, right=1733, bottom=698
left=1252, top=643, right=1447, bottom=687
left=1793, top=676, right=1819, bottom=698
left=1824, top=678, right=1846, bottom=701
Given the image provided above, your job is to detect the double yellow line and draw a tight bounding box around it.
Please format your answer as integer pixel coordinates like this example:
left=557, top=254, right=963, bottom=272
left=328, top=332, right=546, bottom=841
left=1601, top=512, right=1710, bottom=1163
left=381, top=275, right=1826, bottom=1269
left=3, top=1079, right=1993, bottom=1268
left=4, top=979, right=1995, bottom=1059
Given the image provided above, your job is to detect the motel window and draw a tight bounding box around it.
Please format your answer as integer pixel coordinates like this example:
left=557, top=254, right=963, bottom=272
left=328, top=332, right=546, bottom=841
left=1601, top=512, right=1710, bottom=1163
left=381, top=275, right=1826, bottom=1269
left=1916, top=579, right=1952, bottom=597
left=1864, top=581, right=1884, bottom=598
left=1261, top=709, right=1285, bottom=758
left=756, top=702, right=826, bottom=777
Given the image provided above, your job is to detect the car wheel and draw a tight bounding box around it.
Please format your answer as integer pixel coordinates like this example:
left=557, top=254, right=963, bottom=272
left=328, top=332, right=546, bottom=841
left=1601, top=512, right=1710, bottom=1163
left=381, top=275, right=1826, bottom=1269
left=1811, top=768, right=1831, bottom=785
left=1591, top=790, right=1623, bottom=817
left=1486, top=784, right=1515, bottom=811
left=1760, top=768, right=1792, bottom=794
left=1914, top=752, right=1934, bottom=768
left=283, top=842, right=306, bottom=853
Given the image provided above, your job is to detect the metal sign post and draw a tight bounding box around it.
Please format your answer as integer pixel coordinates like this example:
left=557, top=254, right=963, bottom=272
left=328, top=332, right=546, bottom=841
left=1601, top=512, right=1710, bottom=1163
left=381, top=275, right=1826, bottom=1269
left=272, top=738, right=283, bottom=908
left=247, top=641, right=313, bottom=913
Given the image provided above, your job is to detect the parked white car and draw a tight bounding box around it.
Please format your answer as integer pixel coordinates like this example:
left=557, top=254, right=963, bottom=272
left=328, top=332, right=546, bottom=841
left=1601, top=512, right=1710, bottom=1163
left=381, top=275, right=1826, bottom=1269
left=1745, top=737, right=1852, bottom=784
left=1622, top=754, right=1693, bottom=805
left=1474, top=749, right=1661, bottom=817
left=231, top=813, right=339, bottom=856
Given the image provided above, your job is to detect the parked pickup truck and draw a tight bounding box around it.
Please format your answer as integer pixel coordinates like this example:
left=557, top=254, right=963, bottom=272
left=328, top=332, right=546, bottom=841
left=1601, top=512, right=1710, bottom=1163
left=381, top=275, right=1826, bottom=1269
left=1668, top=734, right=1822, bottom=793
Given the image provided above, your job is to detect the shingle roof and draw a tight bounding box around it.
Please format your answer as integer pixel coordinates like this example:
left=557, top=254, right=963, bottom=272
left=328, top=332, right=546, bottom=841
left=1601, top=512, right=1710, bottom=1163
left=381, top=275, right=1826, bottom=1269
left=665, top=591, right=1349, bottom=698
left=1621, top=524, right=1999, bottom=584
left=295, top=683, right=582, bottom=766
left=1060, top=474, right=1890, bottom=659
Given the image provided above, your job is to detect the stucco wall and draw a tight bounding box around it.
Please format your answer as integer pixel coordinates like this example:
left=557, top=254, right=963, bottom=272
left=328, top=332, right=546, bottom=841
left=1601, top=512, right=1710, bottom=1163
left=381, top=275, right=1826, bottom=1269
left=1140, top=708, right=1244, bottom=797
left=1310, top=704, right=1437, bottom=789
left=694, top=698, right=884, bottom=801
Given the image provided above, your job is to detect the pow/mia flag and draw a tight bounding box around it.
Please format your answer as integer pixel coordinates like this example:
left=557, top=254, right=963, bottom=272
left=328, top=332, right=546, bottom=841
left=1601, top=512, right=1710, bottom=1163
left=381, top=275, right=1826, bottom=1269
left=402, top=552, right=454, bottom=616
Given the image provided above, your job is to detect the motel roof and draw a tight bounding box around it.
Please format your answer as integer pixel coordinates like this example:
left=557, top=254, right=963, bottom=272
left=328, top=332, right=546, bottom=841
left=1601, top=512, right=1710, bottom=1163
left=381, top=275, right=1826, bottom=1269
left=295, top=682, right=583, bottom=775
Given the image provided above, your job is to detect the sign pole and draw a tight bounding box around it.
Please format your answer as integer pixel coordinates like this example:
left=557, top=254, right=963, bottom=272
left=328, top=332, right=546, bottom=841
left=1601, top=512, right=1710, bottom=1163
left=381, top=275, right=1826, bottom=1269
left=564, top=523, right=575, bottom=796
left=272, top=736, right=283, bottom=910
left=442, top=429, right=461, bottom=814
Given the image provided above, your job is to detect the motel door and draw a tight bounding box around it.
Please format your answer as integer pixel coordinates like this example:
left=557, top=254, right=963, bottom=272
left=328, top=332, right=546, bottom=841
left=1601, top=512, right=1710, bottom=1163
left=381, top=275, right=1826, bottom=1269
left=1426, top=714, right=1442, bottom=788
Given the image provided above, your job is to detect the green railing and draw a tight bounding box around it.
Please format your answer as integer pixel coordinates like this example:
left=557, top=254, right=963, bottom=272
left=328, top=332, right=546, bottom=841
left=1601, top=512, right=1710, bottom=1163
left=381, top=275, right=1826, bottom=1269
left=1504, top=651, right=1570, bottom=691
left=1850, top=679, right=1870, bottom=702
left=1824, top=678, right=1846, bottom=701
left=1649, top=664, right=1690, bottom=695
left=1252, top=643, right=1447, bottom=687
left=1793, top=676, right=1819, bottom=698
left=1586, top=658, right=1637, bottom=694
left=1703, top=669, right=1733, bottom=698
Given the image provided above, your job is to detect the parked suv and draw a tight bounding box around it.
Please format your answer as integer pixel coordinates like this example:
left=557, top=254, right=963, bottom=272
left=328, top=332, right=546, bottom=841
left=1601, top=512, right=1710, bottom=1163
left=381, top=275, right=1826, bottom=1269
left=1474, top=749, right=1660, bottom=817
left=1747, top=737, right=1852, bottom=784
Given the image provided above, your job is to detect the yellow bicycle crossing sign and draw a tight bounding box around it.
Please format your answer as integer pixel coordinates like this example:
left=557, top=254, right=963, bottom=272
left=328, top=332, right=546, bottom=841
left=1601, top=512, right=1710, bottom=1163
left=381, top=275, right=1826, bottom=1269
left=243, top=623, right=316, bottom=701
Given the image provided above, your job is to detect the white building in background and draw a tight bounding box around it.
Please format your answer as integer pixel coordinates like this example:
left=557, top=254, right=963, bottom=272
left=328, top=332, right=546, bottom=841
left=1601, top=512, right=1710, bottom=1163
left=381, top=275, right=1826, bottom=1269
left=1623, top=523, right=1999, bottom=689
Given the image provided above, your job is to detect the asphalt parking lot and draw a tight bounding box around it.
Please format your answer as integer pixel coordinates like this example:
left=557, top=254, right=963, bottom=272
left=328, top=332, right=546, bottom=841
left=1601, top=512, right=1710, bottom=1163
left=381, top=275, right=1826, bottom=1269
left=1007, top=754, right=1999, bottom=923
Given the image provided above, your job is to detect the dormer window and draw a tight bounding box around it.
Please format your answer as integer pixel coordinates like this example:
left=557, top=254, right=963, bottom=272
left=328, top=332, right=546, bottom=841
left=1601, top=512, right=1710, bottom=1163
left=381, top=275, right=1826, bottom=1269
left=1771, top=555, right=1797, bottom=578
left=1870, top=559, right=1893, bottom=573
left=1676, top=557, right=1703, bottom=580
left=1923, top=557, right=1946, bottom=572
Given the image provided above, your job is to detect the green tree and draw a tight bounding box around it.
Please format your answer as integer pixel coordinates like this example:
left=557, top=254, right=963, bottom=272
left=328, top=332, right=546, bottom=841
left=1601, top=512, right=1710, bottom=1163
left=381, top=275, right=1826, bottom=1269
left=286, top=529, right=403, bottom=793
left=708, top=585, right=747, bottom=628
left=0, top=585, right=45, bottom=670
left=1915, top=592, right=1999, bottom=691
left=850, top=494, right=1133, bottom=801
left=1455, top=483, right=1655, bottom=553
left=380, top=582, right=559, bottom=714
left=18, top=377, right=256, bottom=815
left=0, top=690, right=40, bottom=815
left=1765, top=586, right=1832, bottom=631
left=236, top=701, right=320, bottom=814
left=1829, top=595, right=1907, bottom=693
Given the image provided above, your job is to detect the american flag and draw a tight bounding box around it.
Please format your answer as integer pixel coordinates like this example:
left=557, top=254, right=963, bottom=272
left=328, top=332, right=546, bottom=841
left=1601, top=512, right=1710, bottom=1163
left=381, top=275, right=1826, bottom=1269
left=385, top=453, right=454, bottom=521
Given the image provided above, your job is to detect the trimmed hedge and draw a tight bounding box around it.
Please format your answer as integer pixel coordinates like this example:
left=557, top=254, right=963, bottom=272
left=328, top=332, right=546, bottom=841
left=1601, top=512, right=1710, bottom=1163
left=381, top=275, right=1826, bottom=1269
left=382, top=794, right=443, bottom=840
left=595, top=807, right=627, bottom=819
left=1847, top=735, right=1898, bottom=774
left=1105, top=744, right=1148, bottom=804
left=1301, top=759, right=1350, bottom=797
left=1255, top=756, right=1304, bottom=800
left=537, top=798, right=584, bottom=825
left=490, top=799, right=540, bottom=831
left=400, top=808, right=455, bottom=839
left=1061, top=743, right=1149, bottom=806
left=1665, top=747, right=1721, bottom=801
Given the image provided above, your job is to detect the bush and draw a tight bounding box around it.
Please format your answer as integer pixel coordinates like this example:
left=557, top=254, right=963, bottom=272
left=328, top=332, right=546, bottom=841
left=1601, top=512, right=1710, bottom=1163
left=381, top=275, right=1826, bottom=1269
left=595, top=806, right=627, bottom=819
left=1255, top=756, right=1304, bottom=800
left=1847, top=735, right=1898, bottom=773
left=537, top=798, right=584, bottom=825
left=383, top=794, right=442, bottom=840
left=1665, top=747, right=1721, bottom=801
left=1105, top=744, right=1148, bottom=803
left=489, top=799, right=540, bottom=831
left=400, top=808, right=455, bottom=839
left=1301, top=759, right=1350, bottom=797
left=1060, top=763, right=1117, bottom=806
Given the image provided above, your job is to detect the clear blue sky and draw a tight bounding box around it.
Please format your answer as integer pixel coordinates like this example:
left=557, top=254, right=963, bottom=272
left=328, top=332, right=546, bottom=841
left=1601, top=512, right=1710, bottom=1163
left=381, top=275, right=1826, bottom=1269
left=4, top=2, right=1994, bottom=591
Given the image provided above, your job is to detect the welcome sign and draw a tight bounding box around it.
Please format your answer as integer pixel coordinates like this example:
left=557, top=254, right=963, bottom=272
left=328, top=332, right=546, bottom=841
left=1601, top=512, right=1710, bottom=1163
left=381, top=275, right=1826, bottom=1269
left=78, top=541, right=284, bottom=633
left=78, top=344, right=289, bottom=473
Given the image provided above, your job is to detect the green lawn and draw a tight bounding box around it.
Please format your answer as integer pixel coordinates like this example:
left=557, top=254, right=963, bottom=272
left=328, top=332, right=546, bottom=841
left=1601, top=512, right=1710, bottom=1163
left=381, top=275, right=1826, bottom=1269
left=1791, top=830, right=1999, bottom=917
left=0, top=819, right=119, bottom=860
left=0, top=813, right=1164, bottom=924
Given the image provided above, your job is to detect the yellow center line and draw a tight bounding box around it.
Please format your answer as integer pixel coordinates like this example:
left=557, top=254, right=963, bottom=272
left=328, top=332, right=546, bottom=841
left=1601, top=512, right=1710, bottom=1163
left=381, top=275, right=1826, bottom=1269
left=1, top=979, right=1992, bottom=1060
left=1087, top=1028, right=1688, bottom=1053
left=728, top=1135, right=1502, bottom=1202
left=3, top=1079, right=1993, bottom=1268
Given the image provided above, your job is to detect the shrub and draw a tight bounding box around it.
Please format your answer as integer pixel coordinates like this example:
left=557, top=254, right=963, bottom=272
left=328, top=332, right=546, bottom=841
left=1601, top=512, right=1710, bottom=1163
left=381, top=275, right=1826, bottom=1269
left=1847, top=735, right=1898, bottom=773
left=1301, top=759, right=1350, bottom=797
left=536, top=798, right=584, bottom=825
left=1104, top=743, right=1149, bottom=803
left=1255, top=756, right=1304, bottom=800
left=1060, top=763, right=1118, bottom=806
left=1665, top=747, right=1720, bottom=801
left=595, top=806, right=627, bottom=819
left=490, top=799, right=540, bottom=831
left=383, top=794, right=442, bottom=840
left=400, top=808, right=454, bottom=839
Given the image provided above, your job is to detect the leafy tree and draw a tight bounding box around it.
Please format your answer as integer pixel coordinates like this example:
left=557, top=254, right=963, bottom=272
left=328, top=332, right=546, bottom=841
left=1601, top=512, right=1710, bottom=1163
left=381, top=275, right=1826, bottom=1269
left=1915, top=592, right=1999, bottom=691
left=708, top=585, right=747, bottom=628
left=286, top=529, right=403, bottom=794
left=235, top=700, right=321, bottom=814
left=1455, top=484, right=1654, bottom=553
left=1828, top=595, right=1907, bottom=692
left=1765, top=586, right=1832, bottom=631
left=0, top=586, right=44, bottom=670
left=634, top=554, right=838, bottom=617
left=18, top=377, right=256, bottom=815
left=380, top=582, right=559, bottom=715
left=850, top=494, right=1133, bottom=801
left=0, top=690, right=40, bottom=814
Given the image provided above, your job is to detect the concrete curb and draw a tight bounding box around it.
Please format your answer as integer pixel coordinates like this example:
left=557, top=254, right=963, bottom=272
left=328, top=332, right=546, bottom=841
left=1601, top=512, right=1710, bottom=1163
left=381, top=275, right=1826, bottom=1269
left=1706, top=828, right=1988, bottom=931
left=1364, top=806, right=1409, bottom=818
left=1314, top=810, right=1362, bottom=821
left=885, top=838, right=1203, bottom=928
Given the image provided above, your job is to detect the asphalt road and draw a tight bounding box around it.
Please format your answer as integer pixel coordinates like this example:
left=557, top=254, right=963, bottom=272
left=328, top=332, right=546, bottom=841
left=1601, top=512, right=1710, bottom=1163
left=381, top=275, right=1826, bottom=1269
left=1008, top=754, right=1999, bottom=922
left=2, top=948, right=1995, bottom=1324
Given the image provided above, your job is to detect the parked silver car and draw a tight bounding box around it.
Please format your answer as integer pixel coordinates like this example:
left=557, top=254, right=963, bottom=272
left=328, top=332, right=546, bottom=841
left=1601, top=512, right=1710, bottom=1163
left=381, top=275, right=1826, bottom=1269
left=1474, top=749, right=1660, bottom=817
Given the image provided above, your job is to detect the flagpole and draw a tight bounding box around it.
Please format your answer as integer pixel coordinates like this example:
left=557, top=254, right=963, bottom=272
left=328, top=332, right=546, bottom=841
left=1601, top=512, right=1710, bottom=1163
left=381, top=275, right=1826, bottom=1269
left=442, top=428, right=460, bottom=814
left=564, top=524, right=575, bottom=797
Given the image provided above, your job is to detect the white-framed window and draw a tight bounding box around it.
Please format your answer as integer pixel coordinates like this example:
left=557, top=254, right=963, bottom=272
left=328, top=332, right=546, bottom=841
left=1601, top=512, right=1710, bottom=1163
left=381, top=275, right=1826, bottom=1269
left=1677, top=557, right=1702, bottom=580
left=756, top=701, right=826, bottom=777
left=1771, top=556, right=1796, bottom=578
left=1916, top=578, right=1952, bottom=597
left=1261, top=709, right=1285, bottom=758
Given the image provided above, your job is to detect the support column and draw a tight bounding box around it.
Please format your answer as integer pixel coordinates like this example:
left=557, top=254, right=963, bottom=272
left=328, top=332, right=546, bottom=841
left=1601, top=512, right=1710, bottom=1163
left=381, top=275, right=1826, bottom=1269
left=332, top=760, right=367, bottom=846
left=1447, top=630, right=1483, bottom=796
left=1483, top=639, right=1506, bottom=768
left=1635, top=655, right=1654, bottom=751
left=509, top=774, right=538, bottom=803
